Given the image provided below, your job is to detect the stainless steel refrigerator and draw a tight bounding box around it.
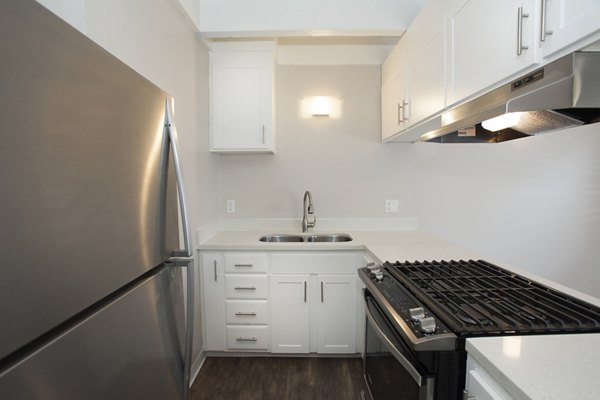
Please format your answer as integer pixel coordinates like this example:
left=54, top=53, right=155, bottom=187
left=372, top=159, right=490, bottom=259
left=0, top=1, right=195, bottom=399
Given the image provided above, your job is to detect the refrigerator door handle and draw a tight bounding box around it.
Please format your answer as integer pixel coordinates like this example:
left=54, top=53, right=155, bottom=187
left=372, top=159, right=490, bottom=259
left=164, top=98, right=194, bottom=400
left=164, top=98, right=192, bottom=258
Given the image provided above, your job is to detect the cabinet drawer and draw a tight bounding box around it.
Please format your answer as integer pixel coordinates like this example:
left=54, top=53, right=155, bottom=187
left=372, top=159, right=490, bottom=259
left=224, top=253, right=268, bottom=273
left=226, top=300, right=269, bottom=325
left=226, top=326, right=269, bottom=350
left=225, top=275, right=268, bottom=299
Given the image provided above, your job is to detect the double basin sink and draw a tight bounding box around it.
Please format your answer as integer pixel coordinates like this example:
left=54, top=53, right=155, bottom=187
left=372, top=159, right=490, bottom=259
left=259, top=233, right=353, bottom=243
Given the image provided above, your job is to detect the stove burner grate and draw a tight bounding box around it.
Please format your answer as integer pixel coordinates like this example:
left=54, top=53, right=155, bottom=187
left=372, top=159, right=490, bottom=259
left=386, top=259, right=600, bottom=336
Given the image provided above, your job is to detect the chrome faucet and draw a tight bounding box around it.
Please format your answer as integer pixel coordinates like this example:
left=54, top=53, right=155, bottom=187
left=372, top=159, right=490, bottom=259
left=302, top=190, right=316, bottom=232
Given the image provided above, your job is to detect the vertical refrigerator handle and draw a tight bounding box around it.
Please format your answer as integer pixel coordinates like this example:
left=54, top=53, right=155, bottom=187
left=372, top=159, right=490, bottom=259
left=164, top=99, right=194, bottom=400
left=164, top=99, right=192, bottom=258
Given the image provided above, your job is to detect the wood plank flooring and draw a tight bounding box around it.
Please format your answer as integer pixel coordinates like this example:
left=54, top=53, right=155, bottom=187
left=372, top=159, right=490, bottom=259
left=191, top=357, right=366, bottom=400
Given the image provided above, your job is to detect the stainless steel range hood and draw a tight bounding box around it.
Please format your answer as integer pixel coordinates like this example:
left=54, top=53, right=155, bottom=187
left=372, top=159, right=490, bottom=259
left=422, top=52, right=600, bottom=143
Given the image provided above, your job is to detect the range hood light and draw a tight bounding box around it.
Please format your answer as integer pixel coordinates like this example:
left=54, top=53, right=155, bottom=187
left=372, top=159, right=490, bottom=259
left=481, top=112, right=524, bottom=132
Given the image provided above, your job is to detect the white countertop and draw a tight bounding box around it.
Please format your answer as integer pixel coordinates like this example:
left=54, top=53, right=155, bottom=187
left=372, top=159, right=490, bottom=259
left=198, top=229, right=600, bottom=399
left=466, top=334, right=600, bottom=400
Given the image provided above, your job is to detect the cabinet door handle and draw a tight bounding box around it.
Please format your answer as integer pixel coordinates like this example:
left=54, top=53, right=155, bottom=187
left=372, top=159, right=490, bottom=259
left=540, top=0, right=553, bottom=41
left=235, top=312, right=257, bottom=316
left=234, top=286, right=256, bottom=291
left=236, top=337, right=258, bottom=342
left=262, top=124, right=265, bottom=144
left=402, top=100, right=410, bottom=121
left=517, top=7, right=530, bottom=55
left=304, top=281, right=307, bottom=302
left=397, top=103, right=403, bottom=125
left=213, top=260, right=217, bottom=281
left=321, top=281, right=324, bottom=302
left=234, top=263, right=254, bottom=268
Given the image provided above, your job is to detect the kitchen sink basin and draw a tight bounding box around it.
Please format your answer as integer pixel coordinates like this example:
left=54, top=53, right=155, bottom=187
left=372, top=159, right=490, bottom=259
left=305, top=234, right=353, bottom=242
left=259, top=234, right=304, bottom=242
left=259, top=233, right=352, bottom=243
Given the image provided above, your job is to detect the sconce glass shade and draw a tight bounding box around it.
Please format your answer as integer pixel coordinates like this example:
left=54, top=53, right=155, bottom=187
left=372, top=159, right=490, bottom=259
left=300, top=96, right=341, bottom=118
left=309, top=96, right=333, bottom=116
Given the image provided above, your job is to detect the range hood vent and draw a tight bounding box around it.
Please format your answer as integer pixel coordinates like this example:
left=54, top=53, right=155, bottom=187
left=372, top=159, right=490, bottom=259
left=423, top=52, right=600, bottom=143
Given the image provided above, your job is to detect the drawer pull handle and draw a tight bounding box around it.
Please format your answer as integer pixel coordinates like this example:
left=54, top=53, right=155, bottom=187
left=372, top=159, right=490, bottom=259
left=234, top=286, right=256, bottom=291
left=234, top=263, right=254, bottom=268
left=236, top=337, right=258, bottom=342
left=235, top=312, right=257, bottom=316
left=213, top=260, right=217, bottom=281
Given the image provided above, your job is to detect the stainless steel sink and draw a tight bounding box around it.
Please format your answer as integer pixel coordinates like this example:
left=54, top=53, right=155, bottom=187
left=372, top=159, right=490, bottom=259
left=259, top=234, right=304, bottom=242
left=305, top=234, right=353, bottom=242
left=259, top=233, right=352, bottom=243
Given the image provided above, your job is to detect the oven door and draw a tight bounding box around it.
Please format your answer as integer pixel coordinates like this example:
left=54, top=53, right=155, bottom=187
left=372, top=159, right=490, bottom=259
left=363, top=292, right=434, bottom=400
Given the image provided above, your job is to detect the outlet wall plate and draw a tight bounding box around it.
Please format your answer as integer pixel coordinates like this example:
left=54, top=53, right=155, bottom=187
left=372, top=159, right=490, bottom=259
left=385, top=199, right=399, bottom=213
left=227, top=200, right=236, bottom=213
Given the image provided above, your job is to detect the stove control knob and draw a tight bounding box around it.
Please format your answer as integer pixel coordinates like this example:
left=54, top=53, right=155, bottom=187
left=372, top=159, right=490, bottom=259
left=367, top=264, right=381, bottom=274
left=409, top=307, right=425, bottom=322
left=420, top=317, right=436, bottom=334
left=374, top=271, right=384, bottom=281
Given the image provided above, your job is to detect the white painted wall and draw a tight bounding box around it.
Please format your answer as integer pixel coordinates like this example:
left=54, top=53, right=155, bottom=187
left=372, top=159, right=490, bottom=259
left=37, top=0, right=220, bottom=366
left=219, top=65, right=417, bottom=220
left=198, top=0, right=424, bottom=36
left=414, top=125, right=600, bottom=297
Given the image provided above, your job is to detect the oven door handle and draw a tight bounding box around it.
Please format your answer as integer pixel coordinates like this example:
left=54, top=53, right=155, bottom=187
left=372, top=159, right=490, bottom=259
left=365, top=298, right=425, bottom=387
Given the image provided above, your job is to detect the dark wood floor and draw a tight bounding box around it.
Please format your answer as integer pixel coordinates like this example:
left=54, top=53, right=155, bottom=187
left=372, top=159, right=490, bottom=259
left=191, top=357, right=366, bottom=400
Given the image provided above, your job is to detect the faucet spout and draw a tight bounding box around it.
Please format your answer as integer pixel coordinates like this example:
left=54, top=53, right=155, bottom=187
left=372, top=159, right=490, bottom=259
left=302, top=190, right=316, bottom=232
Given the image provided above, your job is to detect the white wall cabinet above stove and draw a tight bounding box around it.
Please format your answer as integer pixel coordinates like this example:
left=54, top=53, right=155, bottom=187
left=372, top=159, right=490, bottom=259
left=381, top=2, right=446, bottom=142
left=209, top=42, right=275, bottom=153
left=445, top=0, right=538, bottom=107
left=381, top=0, right=600, bottom=142
left=539, top=0, right=600, bottom=59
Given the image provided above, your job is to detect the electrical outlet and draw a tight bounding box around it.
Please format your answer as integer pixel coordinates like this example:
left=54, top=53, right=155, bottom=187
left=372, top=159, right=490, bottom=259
left=385, top=199, right=399, bottom=213
left=227, top=200, right=236, bottom=213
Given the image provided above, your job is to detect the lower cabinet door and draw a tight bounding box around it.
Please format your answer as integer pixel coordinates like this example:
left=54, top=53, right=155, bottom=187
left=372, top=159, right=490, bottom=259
left=270, top=274, right=310, bottom=353
left=317, top=275, right=357, bottom=354
left=226, top=326, right=269, bottom=351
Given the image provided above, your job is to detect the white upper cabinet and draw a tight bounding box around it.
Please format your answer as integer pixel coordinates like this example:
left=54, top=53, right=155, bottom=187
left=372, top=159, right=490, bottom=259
left=209, top=42, right=275, bottom=153
left=381, top=61, right=407, bottom=140
left=404, top=5, right=445, bottom=133
left=381, top=1, right=446, bottom=142
left=540, top=0, right=600, bottom=59
left=446, top=0, right=537, bottom=106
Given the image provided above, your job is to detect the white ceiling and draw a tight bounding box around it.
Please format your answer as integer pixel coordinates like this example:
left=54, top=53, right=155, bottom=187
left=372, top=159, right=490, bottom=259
left=176, top=0, right=425, bottom=41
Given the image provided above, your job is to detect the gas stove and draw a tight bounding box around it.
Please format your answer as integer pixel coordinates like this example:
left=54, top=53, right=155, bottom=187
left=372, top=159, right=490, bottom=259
left=359, top=259, right=600, bottom=351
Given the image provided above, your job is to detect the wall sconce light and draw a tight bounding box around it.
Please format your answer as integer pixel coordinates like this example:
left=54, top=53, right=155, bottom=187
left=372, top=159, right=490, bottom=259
left=301, top=96, right=341, bottom=118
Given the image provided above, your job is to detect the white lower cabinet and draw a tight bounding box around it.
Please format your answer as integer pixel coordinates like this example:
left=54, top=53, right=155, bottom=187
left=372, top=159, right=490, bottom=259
left=226, top=326, right=269, bottom=350
left=317, top=275, right=357, bottom=354
left=201, top=250, right=363, bottom=355
left=270, top=252, right=362, bottom=355
left=270, top=275, right=310, bottom=353
left=201, top=253, right=226, bottom=351
left=201, top=252, right=269, bottom=352
left=465, top=355, right=514, bottom=400
left=270, top=274, right=358, bottom=354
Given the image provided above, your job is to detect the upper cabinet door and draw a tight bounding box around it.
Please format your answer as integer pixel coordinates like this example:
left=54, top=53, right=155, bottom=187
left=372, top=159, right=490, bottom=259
left=405, top=8, right=445, bottom=131
left=210, top=44, right=275, bottom=153
left=381, top=69, right=406, bottom=140
left=540, top=0, right=600, bottom=59
left=446, top=0, right=537, bottom=106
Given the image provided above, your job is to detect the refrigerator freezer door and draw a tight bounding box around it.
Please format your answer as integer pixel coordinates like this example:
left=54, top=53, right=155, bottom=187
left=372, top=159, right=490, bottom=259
left=0, top=1, right=179, bottom=359
left=0, top=266, right=185, bottom=400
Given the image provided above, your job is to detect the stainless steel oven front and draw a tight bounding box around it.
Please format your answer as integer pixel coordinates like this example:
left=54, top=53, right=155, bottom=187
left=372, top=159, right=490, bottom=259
left=363, top=290, right=435, bottom=400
